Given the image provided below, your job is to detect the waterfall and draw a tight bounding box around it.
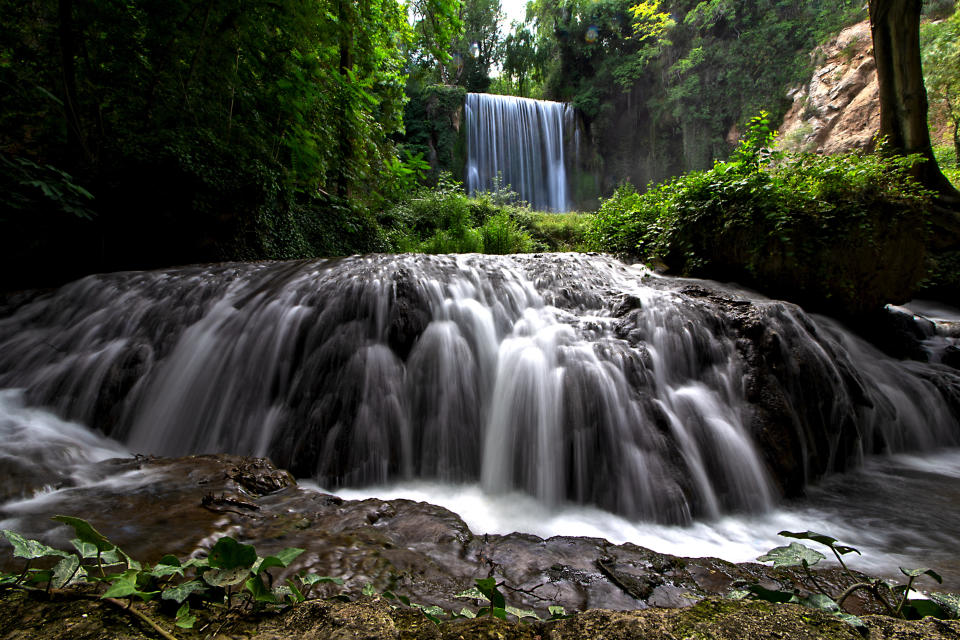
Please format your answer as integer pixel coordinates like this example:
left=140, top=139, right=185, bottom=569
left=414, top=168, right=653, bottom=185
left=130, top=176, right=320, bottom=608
left=0, top=254, right=958, bottom=524
left=465, top=93, right=572, bottom=212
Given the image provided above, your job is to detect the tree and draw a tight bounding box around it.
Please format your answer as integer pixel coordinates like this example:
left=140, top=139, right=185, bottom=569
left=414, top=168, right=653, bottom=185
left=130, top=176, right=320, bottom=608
left=452, top=0, right=504, bottom=92
left=502, top=23, right=539, bottom=96
left=922, top=8, right=960, bottom=168
left=869, top=0, right=960, bottom=204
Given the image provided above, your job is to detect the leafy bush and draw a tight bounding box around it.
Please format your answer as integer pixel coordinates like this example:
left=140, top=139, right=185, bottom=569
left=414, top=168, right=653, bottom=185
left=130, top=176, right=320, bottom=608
left=381, top=173, right=538, bottom=255
left=588, top=114, right=935, bottom=316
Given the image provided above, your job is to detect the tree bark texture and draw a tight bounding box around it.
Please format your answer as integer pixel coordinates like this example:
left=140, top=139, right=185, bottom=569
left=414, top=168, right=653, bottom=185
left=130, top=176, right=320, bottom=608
left=870, top=0, right=960, bottom=202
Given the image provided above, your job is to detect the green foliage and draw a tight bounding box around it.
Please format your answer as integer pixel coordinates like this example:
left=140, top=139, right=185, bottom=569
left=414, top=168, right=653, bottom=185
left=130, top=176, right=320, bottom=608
left=740, top=529, right=959, bottom=627
left=588, top=125, right=935, bottom=316
left=922, top=7, right=960, bottom=174
left=381, top=173, right=541, bottom=254
left=0, top=0, right=418, bottom=285
left=0, top=516, right=338, bottom=631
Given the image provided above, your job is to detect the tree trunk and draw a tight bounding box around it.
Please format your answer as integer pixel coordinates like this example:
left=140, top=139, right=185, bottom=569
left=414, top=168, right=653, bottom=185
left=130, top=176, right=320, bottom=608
left=870, top=0, right=959, bottom=201
left=58, top=0, right=90, bottom=164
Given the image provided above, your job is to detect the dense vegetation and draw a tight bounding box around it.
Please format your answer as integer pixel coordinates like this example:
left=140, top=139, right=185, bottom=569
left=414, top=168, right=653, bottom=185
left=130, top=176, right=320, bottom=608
left=2, top=0, right=958, bottom=312
left=588, top=115, right=934, bottom=316
left=0, top=0, right=463, bottom=288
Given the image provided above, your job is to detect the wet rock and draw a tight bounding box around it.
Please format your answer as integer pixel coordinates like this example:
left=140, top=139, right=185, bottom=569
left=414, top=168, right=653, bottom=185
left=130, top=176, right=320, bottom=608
left=227, top=457, right=296, bottom=496
left=387, top=271, right=431, bottom=361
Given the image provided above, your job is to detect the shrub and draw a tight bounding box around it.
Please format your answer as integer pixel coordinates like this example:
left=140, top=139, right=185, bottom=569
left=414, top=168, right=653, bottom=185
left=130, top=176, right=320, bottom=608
left=588, top=114, right=935, bottom=317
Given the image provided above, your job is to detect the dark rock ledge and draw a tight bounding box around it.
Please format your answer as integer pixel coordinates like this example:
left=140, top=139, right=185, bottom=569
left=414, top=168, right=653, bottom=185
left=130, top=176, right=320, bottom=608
left=1, top=455, right=958, bottom=639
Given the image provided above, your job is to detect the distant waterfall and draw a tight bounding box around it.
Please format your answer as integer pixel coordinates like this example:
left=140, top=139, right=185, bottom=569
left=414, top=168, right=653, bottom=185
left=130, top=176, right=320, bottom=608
left=465, top=93, right=571, bottom=212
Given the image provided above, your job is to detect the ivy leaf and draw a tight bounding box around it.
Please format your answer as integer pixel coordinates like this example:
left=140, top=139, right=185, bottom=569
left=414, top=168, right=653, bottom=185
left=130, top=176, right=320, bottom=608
left=548, top=605, right=569, bottom=619
left=2, top=530, right=70, bottom=560
left=102, top=569, right=158, bottom=601
left=245, top=575, right=277, bottom=603
left=457, top=607, right=476, bottom=618
left=207, top=537, right=256, bottom=570
left=455, top=586, right=488, bottom=601
left=900, top=567, right=943, bottom=583
left=505, top=605, right=539, bottom=620
left=790, top=593, right=839, bottom=612
left=257, top=547, right=305, bottom=574
left=284, top=579, right=305, bottom=603
left=175, top=603, right=196, bottom=629
left=51, top=555, right=84, bottom=588
left=834, top=612, right=867, bottom=630
left=300, top=573, right=343, bottom=586
left=744, top=583, right=794, bottom=603
left=902, top=599, right=946, bottom=620
left=52, top=516, right=115, bottom=553
left=930, top=593, right=960, bottom=619
left=475, top=577, right=505, bottom=609
left=757, top=542, right=825, bottom=568
left=162, top=580, right=207, bottom=604
left=203, top=567, right=250, bottom=587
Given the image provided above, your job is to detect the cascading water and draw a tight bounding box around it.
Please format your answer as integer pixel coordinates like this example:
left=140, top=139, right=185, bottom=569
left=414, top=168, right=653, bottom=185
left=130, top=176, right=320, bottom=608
left=465, top=93, right=572, bottom=211
left=1, top=254, right=958, bottom=528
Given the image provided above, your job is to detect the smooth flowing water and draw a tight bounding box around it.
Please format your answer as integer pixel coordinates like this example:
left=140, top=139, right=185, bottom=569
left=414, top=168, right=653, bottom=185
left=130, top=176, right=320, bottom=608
left=465, top=93, right=572, bottom=211
left=0, top=253, right=958, bottom=578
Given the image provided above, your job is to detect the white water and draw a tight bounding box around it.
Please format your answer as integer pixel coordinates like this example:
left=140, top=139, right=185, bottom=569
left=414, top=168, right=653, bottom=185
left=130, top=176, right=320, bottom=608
left=465, top=93, right=572, bottom=211
left=0, top=253, right=958, bottom=589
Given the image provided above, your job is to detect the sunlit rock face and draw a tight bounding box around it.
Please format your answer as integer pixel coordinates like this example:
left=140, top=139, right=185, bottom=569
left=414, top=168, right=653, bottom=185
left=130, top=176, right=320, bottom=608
left=0, top=253, right=958, bottom=523
left=778, top=20, right=879, bottom=154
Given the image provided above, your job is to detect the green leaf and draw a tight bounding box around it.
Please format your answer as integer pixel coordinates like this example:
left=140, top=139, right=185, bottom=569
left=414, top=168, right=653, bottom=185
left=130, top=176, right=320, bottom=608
left=475, top=577, right=505, bottom=609
left=285, top=579, right=305, bottom=603
left=52, top=516, right=115, bottom=553
left=207, top=537, right=256, bottom=570
left=70, top=539, right=99, bottom=559
left=362, top=583, right=377, bottom=596
left=257, top=547, right=304, bottom=574
left=146, top=563, right=184, bottom=579
left=203, top=567, right=251, bottom=587
left=900, top=567, right=943, bottom=583
left=27, top=569, right=52, bottom=585
left=455, top=586, right=488, bottom=601
left=175, top=603, right=196, bottom=629
left=791, top=593, right=839, bottom=613
left=834, top=612, right=867, bottom=630
left=902, top=599, right=946, bottom=620
left=300, top=573, right=343, bottom=586
left=548, top=605, right=569, bottom=619
left=505, top=605, right=539, bottom=620
left=492, top=607, right=507, bottom=620
left=931, top=593, right=960, bottom=619
left=2, top=530, right=70, bottom=560
left=51, top=555, right=84, bottom=589
left=457, top=607, right=476, bottom=618
left=162, top=580, right=207, bottom=604
left=102, top=569, right=158, bottom=601
left=413, top=603, right=445, bottom=618
left=745, top=584, right=794, bottom=603
left=245, top=575, right=277, bottom=603
left=757, top=542, right=825, bottom=568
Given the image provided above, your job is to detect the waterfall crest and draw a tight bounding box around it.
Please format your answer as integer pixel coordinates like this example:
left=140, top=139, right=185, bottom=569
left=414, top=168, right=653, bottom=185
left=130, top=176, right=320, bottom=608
left=0, top=254, right=958, bottom=523
left=465, top=93, right=571, bottom=212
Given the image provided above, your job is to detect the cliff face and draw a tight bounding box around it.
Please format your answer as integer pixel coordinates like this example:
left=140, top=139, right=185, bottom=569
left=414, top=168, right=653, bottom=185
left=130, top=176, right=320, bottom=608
left=779, top=21, right=880, bottom=154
